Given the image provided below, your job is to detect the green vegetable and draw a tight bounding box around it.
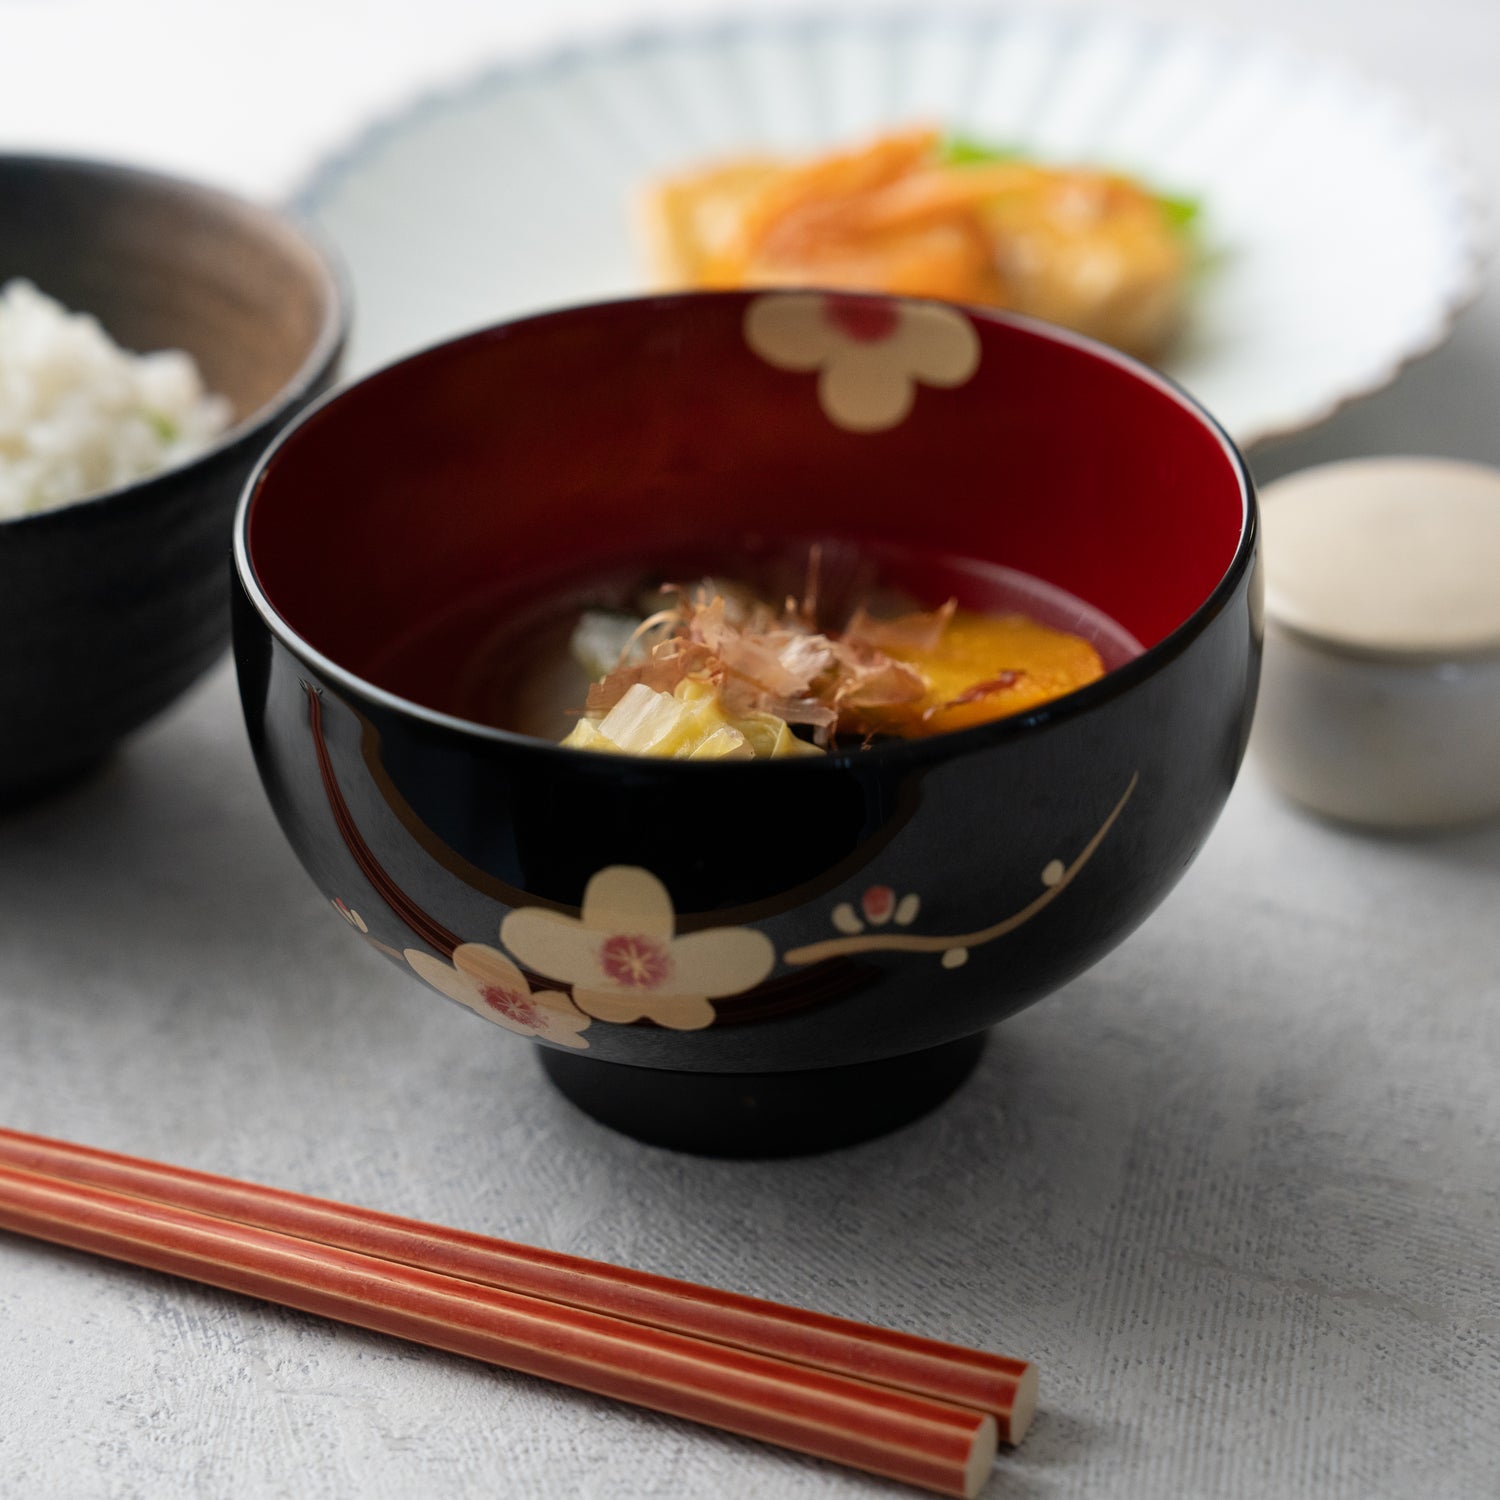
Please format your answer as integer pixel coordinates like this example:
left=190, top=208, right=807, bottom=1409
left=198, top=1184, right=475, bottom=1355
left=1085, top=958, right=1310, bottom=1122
left=937, top=134, right=1020, bottom=166
left=143, top=410, right=179, bottom=443
left=1155, top=192, right=1202, bottom=232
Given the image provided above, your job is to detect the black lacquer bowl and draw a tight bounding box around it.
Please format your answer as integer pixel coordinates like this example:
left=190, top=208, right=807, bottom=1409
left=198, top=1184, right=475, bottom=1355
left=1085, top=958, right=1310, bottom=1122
left=0, top=155, right=346, bottom=802
left=234, top=291, right=1259, bottom=1155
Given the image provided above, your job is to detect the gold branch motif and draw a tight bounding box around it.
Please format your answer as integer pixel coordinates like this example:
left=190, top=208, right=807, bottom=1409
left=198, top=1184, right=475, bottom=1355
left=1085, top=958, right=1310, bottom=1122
left=781, top=773, right=1139, bottom=970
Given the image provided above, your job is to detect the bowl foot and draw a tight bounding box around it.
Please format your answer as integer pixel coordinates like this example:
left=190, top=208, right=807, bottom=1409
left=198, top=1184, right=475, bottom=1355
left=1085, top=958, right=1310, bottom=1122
left=536, top=1032, right=987, bottom=1157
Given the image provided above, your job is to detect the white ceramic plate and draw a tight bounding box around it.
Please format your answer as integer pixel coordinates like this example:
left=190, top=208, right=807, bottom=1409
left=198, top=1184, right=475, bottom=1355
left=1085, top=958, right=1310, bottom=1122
left=294, top=8, right=1484, bottom=448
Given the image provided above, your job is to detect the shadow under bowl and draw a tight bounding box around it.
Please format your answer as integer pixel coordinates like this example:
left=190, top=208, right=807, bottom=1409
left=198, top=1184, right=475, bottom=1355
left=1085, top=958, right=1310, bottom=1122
left=0, top=154, right=347, bottom=803
left=234, top=291, right=1259, bottom=1155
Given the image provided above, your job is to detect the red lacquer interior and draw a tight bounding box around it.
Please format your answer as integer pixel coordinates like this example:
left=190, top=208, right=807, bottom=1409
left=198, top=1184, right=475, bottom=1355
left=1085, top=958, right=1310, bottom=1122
left=246, top=294, right=1247, bottom=706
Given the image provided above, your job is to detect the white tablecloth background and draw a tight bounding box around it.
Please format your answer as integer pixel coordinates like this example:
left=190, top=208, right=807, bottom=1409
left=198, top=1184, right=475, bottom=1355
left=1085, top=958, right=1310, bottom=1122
left=2, top=2, right=1496, bottom=1497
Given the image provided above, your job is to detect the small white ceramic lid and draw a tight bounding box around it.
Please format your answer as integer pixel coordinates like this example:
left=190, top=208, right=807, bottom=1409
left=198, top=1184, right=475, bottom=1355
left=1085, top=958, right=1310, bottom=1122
left=1260, top=457, right=1500, bottom=659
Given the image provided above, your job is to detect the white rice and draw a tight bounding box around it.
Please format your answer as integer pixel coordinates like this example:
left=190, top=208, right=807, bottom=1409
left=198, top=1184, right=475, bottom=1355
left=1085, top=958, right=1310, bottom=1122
left=0, top=279, right=233, bottom=520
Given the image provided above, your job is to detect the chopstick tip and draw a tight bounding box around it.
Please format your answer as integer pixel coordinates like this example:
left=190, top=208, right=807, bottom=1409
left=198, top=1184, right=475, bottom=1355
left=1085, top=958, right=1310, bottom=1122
left=962, top=1413, right=999, bottom=1498
left=1007, top=1363, right=1039, bottom=1446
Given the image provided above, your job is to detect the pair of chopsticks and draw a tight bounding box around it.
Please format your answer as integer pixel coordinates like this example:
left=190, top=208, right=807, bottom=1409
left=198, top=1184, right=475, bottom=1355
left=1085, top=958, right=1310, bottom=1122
left=0, top=1127, right=1035, bottom=1498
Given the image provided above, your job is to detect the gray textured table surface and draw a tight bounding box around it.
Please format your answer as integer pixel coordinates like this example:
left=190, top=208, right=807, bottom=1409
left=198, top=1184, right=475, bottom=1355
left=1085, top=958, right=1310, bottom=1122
left=3, top=662, right=1497, bottom=1499
left=3, top=1, right=1500, bottom=1496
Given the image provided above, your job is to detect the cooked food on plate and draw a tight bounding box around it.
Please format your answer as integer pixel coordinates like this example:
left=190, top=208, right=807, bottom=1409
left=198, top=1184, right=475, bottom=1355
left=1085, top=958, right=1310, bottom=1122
left=641, top=126, right=1198, bottom=361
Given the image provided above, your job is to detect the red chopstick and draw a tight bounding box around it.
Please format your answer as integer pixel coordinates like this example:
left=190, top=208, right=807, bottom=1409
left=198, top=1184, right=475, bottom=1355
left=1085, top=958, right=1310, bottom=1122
left=0, top=1127, right=1035, bottom=1443
left=0, top=1163, right=996, bottom=1497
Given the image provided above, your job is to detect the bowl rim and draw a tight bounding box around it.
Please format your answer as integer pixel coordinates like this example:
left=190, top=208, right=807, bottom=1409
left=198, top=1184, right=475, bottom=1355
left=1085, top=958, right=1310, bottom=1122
left=0, top=151, right=350, bottom=532
left=234, top=289, right=1258, bottom=773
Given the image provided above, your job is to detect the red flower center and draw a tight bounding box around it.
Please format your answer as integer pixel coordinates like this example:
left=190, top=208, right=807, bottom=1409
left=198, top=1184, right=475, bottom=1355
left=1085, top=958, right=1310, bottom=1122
left=599, top=934, right=673, bottom=989
left=861, top=885, right=895, bottom=923
left=480, top=985, right=541, bottom=1029
left=824, top=296, right=899, bottom=343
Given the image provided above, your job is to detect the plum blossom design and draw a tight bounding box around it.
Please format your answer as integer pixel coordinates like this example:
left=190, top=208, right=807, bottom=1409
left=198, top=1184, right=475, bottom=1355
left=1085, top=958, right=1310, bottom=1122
left=332, top=897, right=407, bottom=961
left=404, top=944, right=591, bottom=1049
left=786, top=774, right=1139, bottom=969
left=744, top=292, right=980, bottom=433
left=831, top=886, right=923, bottom=935
left=331, top=898, right=368, bottom=933
left=500, top=866, right=776, bottom=1031
left=363, top=935, right=407, bottom=961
